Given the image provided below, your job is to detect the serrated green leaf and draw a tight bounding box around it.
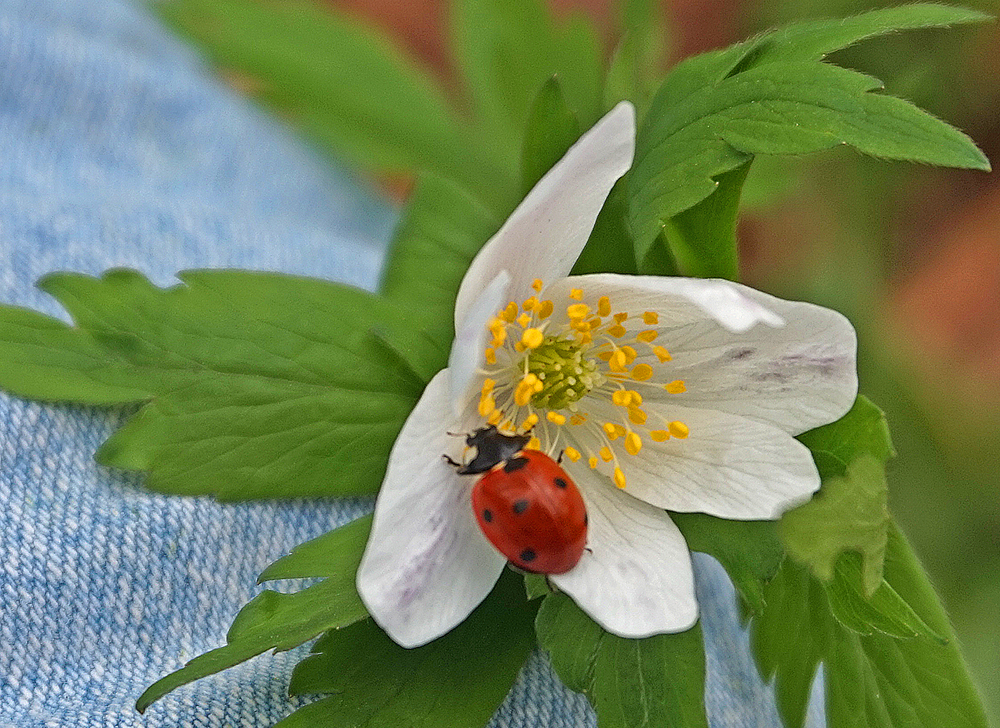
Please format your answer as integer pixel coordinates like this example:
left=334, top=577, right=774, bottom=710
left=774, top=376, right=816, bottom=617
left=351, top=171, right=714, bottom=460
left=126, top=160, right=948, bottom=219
left=658, top=160, right=750, bottom=278
left=672, top=512, right=784, bottom=615
left=136, top=515, right=371, bottom=713
left=570, top=180, right=640, bottom=276
left=451, top=0, right=603, bottom=175
left=155, top=0, right=507, bottom=202
left=520, top=77, right=581, bottom=197
left=379, top=175, right=501, bottom=350
left=780, top=455, right=890, bottom=596
left=826, top=550, right=943, bottom=642
left=0, top=269, right=433, bottom=500
left=258, top=514, right=373, bottom=582
left=277, top=570, right=535, bottom=728
left=751, top=523, right=988, bottom=728
left=629, top=27, right=990, bottom=263
left=798, top=395, right=894, bottom=479
left=537, top=592, right=709, bottom=728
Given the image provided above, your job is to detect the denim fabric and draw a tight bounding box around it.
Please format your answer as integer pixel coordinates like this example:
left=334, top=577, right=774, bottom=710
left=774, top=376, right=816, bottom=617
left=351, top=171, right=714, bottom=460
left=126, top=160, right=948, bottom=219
left=0, top=1, right=825, bottom=726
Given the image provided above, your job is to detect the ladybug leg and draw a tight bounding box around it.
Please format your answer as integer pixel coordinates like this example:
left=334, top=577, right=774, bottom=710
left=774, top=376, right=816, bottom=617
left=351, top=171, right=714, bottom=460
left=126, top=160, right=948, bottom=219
left=441, top=454, right=463, bottom=468
left=556, top=449, right=565, bottom=464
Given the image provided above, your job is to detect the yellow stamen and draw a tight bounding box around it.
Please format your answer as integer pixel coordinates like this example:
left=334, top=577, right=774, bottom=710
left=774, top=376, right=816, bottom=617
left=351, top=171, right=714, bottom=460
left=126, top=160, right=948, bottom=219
left=603, top=422, right=620, bottom=439
left=628, top=407, right=647, bottom=425
left=478, top=395, right=495, bottom=417
left=597, top=296, right=611, bottom=317
left=628, top=390, right=642, bottom=405
left=652, top=346, right=672, bottom=362
left=521, top=328, right=544, bottom=349
left=570, top=414, right=588, bottom=425
left=569, top=288, right=583, bottom=301
left=567, top=303, right=590, bottom=320
left=564, top=447, right=581, bottom=462
left=484, top=347, right=496, bottom=365
left=522, top=296, right=538, bottom=311
left=502, top=302, right=518, bottom=322
left=668, top=421, right=689, bottom=439
left=532, top=278, right=544, bottom=292
left=537, top=300, right=554, bottom=319
left=516, top=313, right=531, bottom=328
left=636, top=330, right=658, bottom=343
left=650, top=429, right=670, bottom=442
left=481, top=378, right=495, bottom=393
left=609, top=349, right=628, bottom=373
left=620, top=345, right=637, bottom=364
left=612, top=390, right=632, bottom=407
left=588, top=456, right=599, bottom=469
left=613, top=467, right=627, bottom=489
left=522, top=413, right=539, bottom=429
left=527, top=436, right=541, bottom=450
left=607, top=324, right=627, bottom=338
left=614, top=312, right=628, bottom=323
left=642, top=311, right=659, bottom=325
left=631, top=364, right=654, bottom=381
left=665, top=380, right=686, bottom=394
left=487, top=409, right=503, bottom=425
left=624, top=432, right=642, bottom=455
left=546, top=411, right=567, bottom=425
left=599, top=446, right=614, bottom=462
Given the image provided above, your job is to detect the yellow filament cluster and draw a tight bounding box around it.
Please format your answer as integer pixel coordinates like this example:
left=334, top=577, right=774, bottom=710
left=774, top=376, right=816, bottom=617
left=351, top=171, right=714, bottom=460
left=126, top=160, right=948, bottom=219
left=475, top=280, right=692, bottom=491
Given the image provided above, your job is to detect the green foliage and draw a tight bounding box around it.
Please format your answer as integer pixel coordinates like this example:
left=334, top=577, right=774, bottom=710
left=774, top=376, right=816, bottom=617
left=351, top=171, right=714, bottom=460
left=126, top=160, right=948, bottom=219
left=0, top=270, right=437, bottom=500
left=751, top=524, right=988, bottom=728
left=520, top=78, right=582, bottom=197
left=136, top=515, right=372, bottom=712
left=276, top=571, right=536, bottom=728
left=537, top=593, right=709, bottom=728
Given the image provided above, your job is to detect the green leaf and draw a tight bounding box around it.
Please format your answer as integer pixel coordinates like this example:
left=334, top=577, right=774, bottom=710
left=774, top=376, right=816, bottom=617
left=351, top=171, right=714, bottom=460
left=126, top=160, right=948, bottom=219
left=522, top=572, right=552, bottom=601
left=604, top=0, right=671, bottom=115
left=537, top=593, right=709, bottom=728
left=520, top=77, right=581, bottom=197
left=751, top=523, right=989, bottom=728
left=629, top=16, right=990, bottom=263
left=136, top=515, right=371, bottom=713
left=781, top=455, right=890, bottom=596
left=0, top=269, right=433, bottom=500
left=277, top=570, right=536, bottom=728
left=451, top=0, right=603, bottom=172
left=258, top=514, right=373, bottom=582
left=658, top=160, right=750, bottom=278
left=379, top=175, right=501, bottom=349
left=155, top=0, right=507, bottom=202
left=672, top=512, right=784, bottom=614
left=571, top=180, right=640, bottom=276
left=798, top=395, right=895, bottom=479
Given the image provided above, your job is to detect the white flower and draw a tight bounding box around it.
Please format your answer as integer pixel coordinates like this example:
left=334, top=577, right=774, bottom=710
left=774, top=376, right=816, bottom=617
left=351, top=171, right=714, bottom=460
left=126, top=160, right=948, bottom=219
left=357, top=102, right=858, bottom=648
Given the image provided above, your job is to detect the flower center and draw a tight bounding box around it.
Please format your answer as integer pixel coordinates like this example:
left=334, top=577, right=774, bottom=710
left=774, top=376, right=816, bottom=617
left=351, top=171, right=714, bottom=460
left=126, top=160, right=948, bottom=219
left=475, top=278, right=691, bottom=491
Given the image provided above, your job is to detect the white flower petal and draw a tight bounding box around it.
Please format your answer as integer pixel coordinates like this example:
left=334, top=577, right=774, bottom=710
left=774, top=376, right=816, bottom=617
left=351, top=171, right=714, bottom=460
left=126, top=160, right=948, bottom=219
left=448, top=269, right=511, bottom=417
left=550, top=471, right=698, bottom=638
left=601, top=403, right=820, bottom=520
left=550, top=273, right=858, bottom=434
left=453, top=102, right=635, bottom=333
left=357, top=370, right=506, bottom=648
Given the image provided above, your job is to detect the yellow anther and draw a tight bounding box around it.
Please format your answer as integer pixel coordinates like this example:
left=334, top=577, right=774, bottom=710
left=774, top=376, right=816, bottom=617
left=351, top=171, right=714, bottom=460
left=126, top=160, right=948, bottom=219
left=587, top=316, right=603, bottom=330
left=515, top=342, right=526, bottom=353
left=588, top=456, right=599, bottom=469
left=537, top=300, right=554, bottom=319
left=522, top=296, right=538, bottom=311
left=521, top=328, right=544, bottom=349
left=478, top=395, right=496, bottom=417
left=546, top=411, right=567, bottom=425
left=489, top=320, right=506, bottom=348
left=532, top=278, right=544, bottom=292
left=570, top=414, right=588, bottom=425
left=502, top=302, right=518, bottom=322
left=566, top=303, right=590, bottom=320
left=620, top=345, right=637, bottom=364
left=665, top=380, right=686, bottom=394
left=564, top=447, right=581, bottom=462
left=481, top=378, right=495, bottom=393
left=614, top=312, right=628, bottom=323
left=514, top=382, right=534, bottom=406
left=613, top=467, right=627, bottom=489
left=612, top=390, right=632, bottom=407
left=517, top=313, right=532, bottom=328
left=668, top=421, right=690, bottom=439
left=597, top=296, right=611, bottom=317
left=484, top=347, right=496, bottom=364
left=637, top=329, right=658, bottom=343
left=599, top=446, right=614, bottom=462
left=569, top=288, right=583, bottom=301
left=628, top=390, right=642, bottom=405
left=653, top=346, right=672, bottom=362
left=527, top=436, right=541, bottom=450
left=597, top=350, right=613, bottom=361
left=609, top=349, right=628, bottom=372
left=631, top=364, right=653, bottom=381
left=522, top=413, right=539, bottom=429
left=487, top=409, right=503, bottom=425
left=624, top=432, right=643, bottom=456
left=650, top=429, right=670, bottom=442
left=643, top=311, right=659, bottom=325
left=607, top=324, right=627, bottom=338
left=603, top=422, right=621, bottom=440
left=628, top=407, right=647, bottom=425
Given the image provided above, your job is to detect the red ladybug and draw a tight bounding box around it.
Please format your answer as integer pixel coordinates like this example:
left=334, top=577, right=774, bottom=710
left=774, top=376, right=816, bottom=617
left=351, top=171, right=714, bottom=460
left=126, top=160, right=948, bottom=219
left=445, top=426, right=588, bottom=574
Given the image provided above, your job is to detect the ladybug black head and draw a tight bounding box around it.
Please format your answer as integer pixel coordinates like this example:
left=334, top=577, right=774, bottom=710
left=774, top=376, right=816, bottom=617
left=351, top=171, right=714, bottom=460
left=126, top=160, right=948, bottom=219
left=451, top=426, right=530, bottom=475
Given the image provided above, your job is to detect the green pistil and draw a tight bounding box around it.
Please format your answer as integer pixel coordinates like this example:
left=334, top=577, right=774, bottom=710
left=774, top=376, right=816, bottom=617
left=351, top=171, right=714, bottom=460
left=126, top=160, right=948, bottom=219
left=525, top=335, right=602, bottom=410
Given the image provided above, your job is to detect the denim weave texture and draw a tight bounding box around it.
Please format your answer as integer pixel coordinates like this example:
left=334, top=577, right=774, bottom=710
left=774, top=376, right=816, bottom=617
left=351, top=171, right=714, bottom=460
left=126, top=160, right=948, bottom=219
left=0, top=1, right=825, bottom=726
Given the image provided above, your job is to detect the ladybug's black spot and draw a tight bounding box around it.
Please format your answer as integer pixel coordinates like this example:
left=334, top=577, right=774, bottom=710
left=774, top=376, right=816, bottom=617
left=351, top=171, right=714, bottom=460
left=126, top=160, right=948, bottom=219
left=519, top=548, right=537, bottom=563
left=512, top=499, right=529, bottom=514
left=483, top=509, right=493, bottom=523
left=503, top=456, right=529, bottom=473
left=553, top=477, right=568, bottom=489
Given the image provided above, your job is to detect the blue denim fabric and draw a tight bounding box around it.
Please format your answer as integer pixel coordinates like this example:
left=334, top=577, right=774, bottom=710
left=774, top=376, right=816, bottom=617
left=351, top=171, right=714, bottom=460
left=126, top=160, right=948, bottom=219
left=0, top=1, right=825, bottom=726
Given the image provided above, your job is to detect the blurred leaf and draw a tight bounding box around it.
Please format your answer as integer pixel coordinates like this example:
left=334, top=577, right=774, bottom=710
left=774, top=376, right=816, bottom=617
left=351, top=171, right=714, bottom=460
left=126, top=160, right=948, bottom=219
left=604, top=0, right=670, bottom=115
left=658, top=160, right=750, bottom=278
left=672, top=512, right=784, bottom=615
left=751, top=524, right=988, bottom=728
left=451, top=0, right=603, bottom=177
left=537, top=593, right=709, bottom=728
left=278, top=570, right=535, bottom=727
left=380, top=175, right=501, bottom=349
left=781, top=455, right=890, bottom=595
left=520, top=77, right=581, bottom=197
left=0, top=269, right=433, bottom=500
left=136, top=515, right=370, bottom=712
left=155, top=0, right=507, bottom=201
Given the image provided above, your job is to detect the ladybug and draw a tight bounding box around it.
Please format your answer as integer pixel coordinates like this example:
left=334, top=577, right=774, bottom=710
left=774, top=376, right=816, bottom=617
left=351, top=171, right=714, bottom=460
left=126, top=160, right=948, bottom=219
left=445, top=426, right=588, bottom=574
